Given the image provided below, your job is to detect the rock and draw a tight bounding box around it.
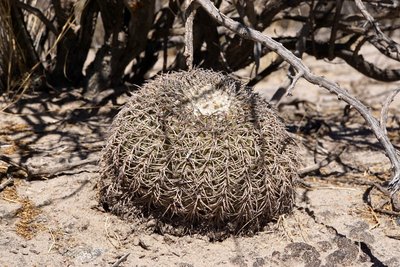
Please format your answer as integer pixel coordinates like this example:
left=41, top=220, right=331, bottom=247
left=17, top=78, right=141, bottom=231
left=325, top=236, right=360, bottom=266
left=348, top=221, right=375, bottom=244
left=282, top=242, right=321, bottom=267
left=316, top=241, right=332, bottom=252
left=177, top=263, right=194, bottom=267
left=0, top=201, right=22, bottom=219
left=163, top=234, right=176, bottom=245
left=229, top=256, right=247, bottom=267
left=133, top=236, right=140, bottom=246
left=138, top=238, right=151, bottom=250
left=146, top=219, right=156, bottom=228
left=67, top=246, right=104, bottom=264
left=252, top=257, right=266, bottom=267
left=0, top=236, right=11, bottom=246
left=29, top=249, right=40, bottom=255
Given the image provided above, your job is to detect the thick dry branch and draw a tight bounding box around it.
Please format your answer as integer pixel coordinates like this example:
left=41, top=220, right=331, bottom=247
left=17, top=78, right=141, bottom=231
left=328, top=0, right=344, bottom=60
left=184, top=1, right=199, bottom=70
left=193, top=0, right=400, bottom=191
left=337, top=50, right=400, bottom=82
left=10, top=1, right=41, bottom=70
left=279, top=38, right=400, bottom=82
left=15, top=0, right=59, bottom=35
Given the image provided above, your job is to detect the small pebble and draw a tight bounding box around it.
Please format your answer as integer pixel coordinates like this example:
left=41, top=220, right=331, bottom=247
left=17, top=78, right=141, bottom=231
left=133, top=237, right=140, bottom=246
left=29, top=249, right=40, bottom=255
left=146, top=219, right=156, bottom=228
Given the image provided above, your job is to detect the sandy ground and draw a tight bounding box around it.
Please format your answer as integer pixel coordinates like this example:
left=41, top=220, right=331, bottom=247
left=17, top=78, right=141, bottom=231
left=1, top=50, right=400, bottom=266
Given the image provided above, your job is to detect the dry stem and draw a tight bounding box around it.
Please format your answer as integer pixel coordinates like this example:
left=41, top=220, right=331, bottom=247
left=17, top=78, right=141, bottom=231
left=380, top=89, right=400, bottom=135
left=355, top=0, right=400, bottom=61
left=184, top=0, right=198, bottom=70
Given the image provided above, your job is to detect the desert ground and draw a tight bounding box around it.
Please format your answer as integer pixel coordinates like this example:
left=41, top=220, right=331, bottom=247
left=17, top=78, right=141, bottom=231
left=1, top=48, right=400, bottom=266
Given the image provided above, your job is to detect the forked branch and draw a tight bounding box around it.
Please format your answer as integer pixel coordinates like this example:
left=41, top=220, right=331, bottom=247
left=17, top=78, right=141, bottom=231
left=355, top=0, right=400, bottom=61
left=188, top=0, right=400, bottom=191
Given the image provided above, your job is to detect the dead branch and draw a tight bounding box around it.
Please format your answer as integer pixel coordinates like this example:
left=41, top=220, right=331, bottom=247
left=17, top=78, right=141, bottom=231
left=336, top=49, right=400, bottom=82
left=277, top=37, right=400, bottom=82
left=328, top=0, right=344, bottom=60
left=10, top=1, right=42, bottom=70
left=0, top=178, right=14, bottom=192
left=111, top=253, right=130, bottom=267
left=247, top=57, right=284, bottom=87
left=355, top=0, right=400, bottom=61
left=15, top=0, right=59, bottom=35
left=380, top=89, right=400, bottom=135
left=298, top=146, right=346, bottom=177
left=192, top=0, right=400, bottom=191
left=374, top=208, right=400, bottom=216
left=184, top=0, right=198, bottom=70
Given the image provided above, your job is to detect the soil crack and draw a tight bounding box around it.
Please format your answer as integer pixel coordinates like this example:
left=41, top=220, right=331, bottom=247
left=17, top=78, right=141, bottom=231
left=301, top=206, right=386, bottom=266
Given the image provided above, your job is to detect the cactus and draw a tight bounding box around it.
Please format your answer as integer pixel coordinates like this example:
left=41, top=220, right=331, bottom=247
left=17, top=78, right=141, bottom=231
left=98, top=69, right=298, bottom=234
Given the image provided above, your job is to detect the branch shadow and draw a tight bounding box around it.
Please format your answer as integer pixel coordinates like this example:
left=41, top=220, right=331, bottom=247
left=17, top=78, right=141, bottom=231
left=0, top=86, right=130, bottom=171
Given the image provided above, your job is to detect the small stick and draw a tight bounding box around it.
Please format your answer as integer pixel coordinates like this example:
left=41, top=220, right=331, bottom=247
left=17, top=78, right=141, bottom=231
left=47, top=228, right=56, bottom=253
left=380, top=88, right=400, bottom=135
left=286, top=71, right=304, bottom=96
left=373, top=208, right=400, bottom=216
left=298, top=147, right=345, bottom=177
left=354, top=0, right=383, bottom=35
left=111, top=253, right=130, bottom=267
left=0, top=178, right=14, bottom=192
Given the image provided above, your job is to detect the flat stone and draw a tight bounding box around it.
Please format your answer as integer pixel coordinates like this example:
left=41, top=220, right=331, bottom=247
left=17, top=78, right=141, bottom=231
left=0, top=201, right=22, bottom=219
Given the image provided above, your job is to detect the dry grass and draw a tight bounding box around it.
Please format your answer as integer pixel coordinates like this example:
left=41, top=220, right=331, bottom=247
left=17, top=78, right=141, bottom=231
left=0, top=0, right=75, bottom=109
left=1, top=184, right=44, bottom=240
left=99, top=69, right=299, bottom=235
left=0, top=0, right=32, bottom=98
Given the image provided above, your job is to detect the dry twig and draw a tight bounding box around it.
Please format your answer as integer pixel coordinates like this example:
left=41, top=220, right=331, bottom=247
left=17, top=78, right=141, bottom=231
left=355, top=0, right=400, bottom=61
left=111, top=253, right=130, bottom=267
left=0, top=178, right=14, bottom=192
left=380, top=89, right=400, bottom=135
left=298, top=146, right=346, bottom=177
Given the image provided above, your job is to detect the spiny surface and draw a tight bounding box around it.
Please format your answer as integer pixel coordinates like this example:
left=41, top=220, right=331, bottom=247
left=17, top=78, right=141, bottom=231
left=99, top=69, right=298, bottom=234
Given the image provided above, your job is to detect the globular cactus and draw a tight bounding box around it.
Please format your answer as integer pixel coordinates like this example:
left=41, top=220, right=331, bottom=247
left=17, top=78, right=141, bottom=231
left=98, top=69, right=298, bottom=234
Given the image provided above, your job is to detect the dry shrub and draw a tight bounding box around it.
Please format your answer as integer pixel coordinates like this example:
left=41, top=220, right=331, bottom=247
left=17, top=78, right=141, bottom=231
left=0, top=1, right=23, bottom=94
left=0, top=0, right=34, bottom=100
left=98, top=69, right=298, bottom=234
